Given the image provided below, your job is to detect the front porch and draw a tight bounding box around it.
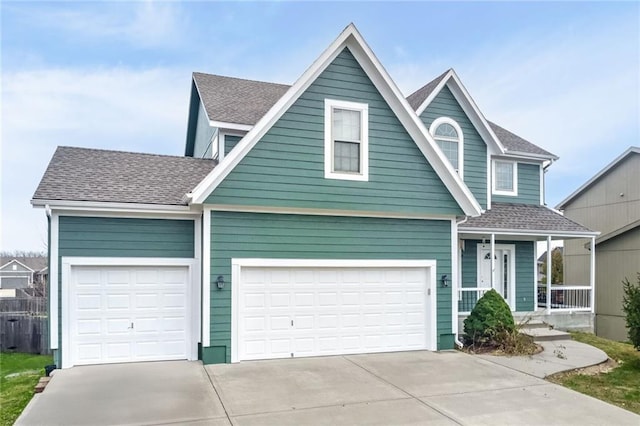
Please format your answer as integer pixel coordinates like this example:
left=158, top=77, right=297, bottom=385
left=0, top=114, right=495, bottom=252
left=456, top=203, right=598, bottom=333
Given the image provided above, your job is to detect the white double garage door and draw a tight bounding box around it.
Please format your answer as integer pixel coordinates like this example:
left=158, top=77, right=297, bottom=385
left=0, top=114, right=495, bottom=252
left=233, top=260, right=437, bottom=362
left=66, top=259, right=436, bottom=366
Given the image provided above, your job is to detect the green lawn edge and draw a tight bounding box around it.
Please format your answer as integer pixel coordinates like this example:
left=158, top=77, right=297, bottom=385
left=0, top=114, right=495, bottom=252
left=0, top=352, right=53, bottom=426
left=548, top=332, right=640, bottom=415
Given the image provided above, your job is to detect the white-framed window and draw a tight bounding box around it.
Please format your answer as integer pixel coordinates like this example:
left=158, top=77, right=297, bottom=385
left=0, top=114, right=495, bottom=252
left=493, top=160, right=518, bottom=196
left=429, top=117, right=464, bottom=178
left=324, top=99, right=369, bottom=181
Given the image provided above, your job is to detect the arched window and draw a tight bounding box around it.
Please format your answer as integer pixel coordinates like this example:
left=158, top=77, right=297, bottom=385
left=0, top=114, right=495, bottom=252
left=429, top=117, right=464, bottom=177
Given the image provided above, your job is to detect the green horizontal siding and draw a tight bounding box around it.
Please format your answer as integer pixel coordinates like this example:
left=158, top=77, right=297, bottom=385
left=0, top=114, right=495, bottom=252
left=56, top=216, right=195, bottom=364
left=493, top=162, right=540, bottom=205
left=208, top=211, right=454, bottom=363
left=193, top=102, right=215, bottom=159
left=420, top=86, right=487, bottom=209
left=206, top=48, right=462, bottom=217
left=224, top=135, right=242, bottom=156
left=460, top=239, right=534, bottom=312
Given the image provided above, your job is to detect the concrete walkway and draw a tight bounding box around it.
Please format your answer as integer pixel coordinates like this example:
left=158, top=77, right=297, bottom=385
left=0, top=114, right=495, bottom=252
left=17, top=349, right=637, bottom=426
left=478, top=338, right=609, bottom=378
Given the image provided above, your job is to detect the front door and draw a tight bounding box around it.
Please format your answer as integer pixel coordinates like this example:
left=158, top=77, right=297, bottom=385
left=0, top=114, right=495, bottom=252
left=477, top=244, right=515, bottom=309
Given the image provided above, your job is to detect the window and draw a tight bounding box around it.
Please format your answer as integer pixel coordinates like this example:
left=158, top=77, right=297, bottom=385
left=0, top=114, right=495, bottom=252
left=324, top=99, right=369, bottom=181
left=493, top=160, right=518, bottom=196
left=429, top=117, right=463, bottom=177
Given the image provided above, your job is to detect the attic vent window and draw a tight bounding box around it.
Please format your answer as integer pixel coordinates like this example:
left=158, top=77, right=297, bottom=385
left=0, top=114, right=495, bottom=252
left=429, top=117, right=464, bottom=178
left=324, top=99, right=369, bottom=181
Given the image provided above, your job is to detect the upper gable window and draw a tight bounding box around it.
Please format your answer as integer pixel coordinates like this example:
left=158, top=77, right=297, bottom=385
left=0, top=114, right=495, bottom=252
left=324, top=99, right=369, bottom=181
left=429, top=117, right=464, bottom=178
left=493, top=160, right=518, bottom=196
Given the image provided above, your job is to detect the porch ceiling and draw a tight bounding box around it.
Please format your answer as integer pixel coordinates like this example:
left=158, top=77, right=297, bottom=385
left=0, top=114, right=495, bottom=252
left=459, top=203, right=597, bottom=239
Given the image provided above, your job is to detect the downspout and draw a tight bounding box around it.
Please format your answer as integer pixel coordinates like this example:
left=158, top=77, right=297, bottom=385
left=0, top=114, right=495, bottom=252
left=454, top=216, right=468, bottom=349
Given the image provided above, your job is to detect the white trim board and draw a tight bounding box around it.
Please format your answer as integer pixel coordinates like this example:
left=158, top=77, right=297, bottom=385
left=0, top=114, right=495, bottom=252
left=188, top=24, right=482, bottom=217
left=230, top=258, right=438, bottom=363
left=59, top=257, right=199, bottom=369
left=208, top=204, right=457, bottom=221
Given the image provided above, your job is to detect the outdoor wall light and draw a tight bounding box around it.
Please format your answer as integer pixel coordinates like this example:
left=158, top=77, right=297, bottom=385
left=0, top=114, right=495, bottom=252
left=216, top=275, right=225, bottom=290
left=441, top=274, right=449, bottom=288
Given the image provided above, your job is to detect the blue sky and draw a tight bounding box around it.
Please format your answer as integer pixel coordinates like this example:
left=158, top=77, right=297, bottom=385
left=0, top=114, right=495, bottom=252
left=2, top=1, right=639, bottom=252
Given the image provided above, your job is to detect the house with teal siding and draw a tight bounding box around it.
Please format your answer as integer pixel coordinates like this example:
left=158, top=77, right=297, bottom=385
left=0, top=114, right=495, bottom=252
left=32, top=24, right=597, bottom=369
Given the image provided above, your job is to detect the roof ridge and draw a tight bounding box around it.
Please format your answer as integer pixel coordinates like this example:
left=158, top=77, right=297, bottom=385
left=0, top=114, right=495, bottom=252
left=193, top=72, right=291, bottom=88
left=56, top=146, right=216, bottom=162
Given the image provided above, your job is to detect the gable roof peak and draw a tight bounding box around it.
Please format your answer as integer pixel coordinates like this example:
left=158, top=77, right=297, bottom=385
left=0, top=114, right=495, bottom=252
left=189, top=23, right=482, bottom=216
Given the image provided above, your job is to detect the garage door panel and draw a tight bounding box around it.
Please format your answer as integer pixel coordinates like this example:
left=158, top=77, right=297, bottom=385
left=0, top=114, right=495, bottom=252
left=238, top=265, right=429, bottom=361
left=70, top=265, right=189, bottom=366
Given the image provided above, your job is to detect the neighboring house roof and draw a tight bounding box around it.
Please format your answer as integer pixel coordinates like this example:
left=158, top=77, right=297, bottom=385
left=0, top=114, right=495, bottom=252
left=189, top=24, right=483, bottom=216
left=460, top=203, right=595, bottom=235
left=32, top=147, right=216, bottom=206
left=193, top=72, right=290, bottom=126
left=0, top=257, right=47, bottom=272
left=556, top=146, right=640, bottom=209
left=595, top=219, right=640, bottom=246
left=537, top=247, right=563, bottom=262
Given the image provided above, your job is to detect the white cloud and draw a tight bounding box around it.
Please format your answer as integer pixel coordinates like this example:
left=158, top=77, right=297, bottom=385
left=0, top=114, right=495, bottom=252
left=1, top=66, right=191, bottom=251
left=16, top=1, right=187, bottom=49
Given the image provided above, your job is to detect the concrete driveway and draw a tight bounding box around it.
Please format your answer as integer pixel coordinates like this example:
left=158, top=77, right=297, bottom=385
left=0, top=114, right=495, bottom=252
left=17, top=351, right=640, bottom=426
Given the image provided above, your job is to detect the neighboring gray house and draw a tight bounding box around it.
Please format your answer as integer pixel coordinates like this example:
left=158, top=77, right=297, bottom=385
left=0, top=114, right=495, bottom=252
left=0, top=257, right=47, bottom=290
left=32, top=25, right=596, bottom=369
left=558, top=146, right=640, bottom=341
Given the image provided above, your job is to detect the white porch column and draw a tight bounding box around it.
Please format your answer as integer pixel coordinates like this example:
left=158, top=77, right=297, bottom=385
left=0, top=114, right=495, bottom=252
left=590, top=236, right=596, bottom=313
left=490, top=233, right=496, bottom=290
left=546, top=235, right=552, bottom=314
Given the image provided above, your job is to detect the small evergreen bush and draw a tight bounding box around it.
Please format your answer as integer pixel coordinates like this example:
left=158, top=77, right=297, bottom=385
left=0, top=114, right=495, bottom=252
left=463, top=289, right=515, bottom=346
left=622, top=273, right=640, bottom=350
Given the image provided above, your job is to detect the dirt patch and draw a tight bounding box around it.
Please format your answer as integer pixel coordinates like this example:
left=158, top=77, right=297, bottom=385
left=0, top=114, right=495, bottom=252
left=461, top=343, right=544, bottom=356
left=548, top=358, right=618, bottom=380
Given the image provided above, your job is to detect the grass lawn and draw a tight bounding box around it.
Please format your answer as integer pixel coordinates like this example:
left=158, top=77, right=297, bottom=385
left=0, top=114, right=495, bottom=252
left=548, top=332, right=640, bottom=414
left=0, top=352, right=53, bottom=426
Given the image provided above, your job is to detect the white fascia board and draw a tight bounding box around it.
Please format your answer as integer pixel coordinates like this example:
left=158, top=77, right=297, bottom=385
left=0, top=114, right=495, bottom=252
left=209, top=121, right=253, bottom=132
left=190, top=24, right=482, bottom=217
left=556, top=146, right=640, bottom=209
left=503, top=150, right=558, bottom=162
left=414, top=70, right=453, bottom=117
left=32, top=200, right=200, bottom=216
left=459, top=228, right=600, bottom=238
left=415, top=70, right=505, bottom=155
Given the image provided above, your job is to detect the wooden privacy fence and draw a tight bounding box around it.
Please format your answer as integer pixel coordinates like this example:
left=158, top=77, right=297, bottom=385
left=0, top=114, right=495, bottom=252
left=0, top=297, right=50, bottom=354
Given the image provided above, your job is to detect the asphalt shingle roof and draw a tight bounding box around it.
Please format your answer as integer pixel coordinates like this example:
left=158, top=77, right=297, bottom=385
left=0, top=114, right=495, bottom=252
left=460, top=203, right=593, bottom=233
left=32, top=147, right=216, bottom=205
left=0, top=257, right=47, bottom=271
left=487, top=121, right=556, bottom=158
left=194, top=70, right=556, bottom=159
left=193, top=72, right=290, bottom=126
left=406, top=69, right=450, bottom=110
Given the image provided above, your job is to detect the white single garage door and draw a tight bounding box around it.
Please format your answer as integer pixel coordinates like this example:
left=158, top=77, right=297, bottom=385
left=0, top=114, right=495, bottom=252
left=237, top=264, right=432, bottom=361
left=69, top=265, right=189, bottom=366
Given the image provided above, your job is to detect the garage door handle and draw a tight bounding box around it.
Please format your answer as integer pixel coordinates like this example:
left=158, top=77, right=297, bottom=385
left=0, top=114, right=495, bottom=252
left=128, top=322, right=134, bottom=329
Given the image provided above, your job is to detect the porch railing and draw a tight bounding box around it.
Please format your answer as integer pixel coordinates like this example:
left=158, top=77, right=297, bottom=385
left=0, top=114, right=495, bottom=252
left=458, top=288, right=490, bottom=314
left=537, top=284, right=592, bottom=312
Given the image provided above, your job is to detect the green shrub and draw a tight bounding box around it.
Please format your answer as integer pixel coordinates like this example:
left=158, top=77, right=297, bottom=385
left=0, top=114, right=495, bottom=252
left=464, top=289, right=515, bottom=345
left=622, top=273, right=640, bottom=350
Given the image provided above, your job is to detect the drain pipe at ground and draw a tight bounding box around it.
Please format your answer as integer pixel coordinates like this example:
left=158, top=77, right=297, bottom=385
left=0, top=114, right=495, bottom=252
left=454, top=216, right=468, bottom=349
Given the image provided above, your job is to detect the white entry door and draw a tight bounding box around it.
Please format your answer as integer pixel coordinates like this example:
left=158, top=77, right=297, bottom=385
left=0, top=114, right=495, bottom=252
left=69, top=265, right=190, bottom=366
left=477, top=244, right=516, bottom=309
left=236, top=264, right=433, bottom=361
